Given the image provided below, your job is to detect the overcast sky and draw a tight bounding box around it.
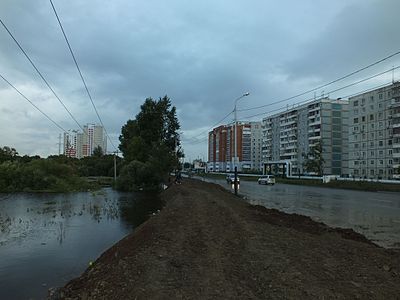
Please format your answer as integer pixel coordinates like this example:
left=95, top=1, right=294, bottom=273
left=1, top=0, right=400, bottom=160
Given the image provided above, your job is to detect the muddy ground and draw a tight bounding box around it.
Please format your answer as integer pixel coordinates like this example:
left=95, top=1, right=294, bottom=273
left=52, top=179, right=400, bottom=299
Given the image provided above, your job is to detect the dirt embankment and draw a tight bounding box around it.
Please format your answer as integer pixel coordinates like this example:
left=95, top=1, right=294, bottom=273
left=52, top=179, right=400, bottom=299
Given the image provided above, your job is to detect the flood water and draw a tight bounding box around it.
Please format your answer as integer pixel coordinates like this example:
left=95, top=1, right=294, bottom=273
left=201, top=177, right=400, bottom=249
left=0, top=188, right=162, bottom=300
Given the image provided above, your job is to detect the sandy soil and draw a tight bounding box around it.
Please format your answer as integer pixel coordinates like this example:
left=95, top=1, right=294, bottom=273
left=52, top=179, right=400, bottom=299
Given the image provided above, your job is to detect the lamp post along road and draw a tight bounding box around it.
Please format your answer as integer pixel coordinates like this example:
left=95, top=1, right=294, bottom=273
left=233, top=92, right=250, bottom=195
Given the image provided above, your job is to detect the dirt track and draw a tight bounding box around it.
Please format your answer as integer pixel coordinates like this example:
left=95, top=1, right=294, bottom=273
left=54, top=179, right=400, bottom=299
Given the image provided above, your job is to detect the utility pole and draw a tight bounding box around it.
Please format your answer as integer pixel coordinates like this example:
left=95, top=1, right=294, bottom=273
left=114, top=151, right=118, bottom=183
left=58, top=133, right=62, bottom=155
left=233, top=92, right=250, bottom=195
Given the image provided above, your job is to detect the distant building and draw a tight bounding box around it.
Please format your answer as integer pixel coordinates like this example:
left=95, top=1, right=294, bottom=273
left=261, top=98, right=349, bottom=176
left=348, top=82, right=400, bottom=179
left=207, top=122, right=262, bottom=172
left=63, top=124, right=107, bottom=158
left=193, top=159, right=206, bottom=173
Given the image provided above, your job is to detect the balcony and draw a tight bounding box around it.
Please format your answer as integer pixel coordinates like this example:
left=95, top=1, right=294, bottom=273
left=390, top=98, right=400, bottom=108
left=308, top=135, right=321, bottom=141
left=308, top=106, right=320, bottom=113
left=393, top=152, right=400, bottom=158
left=308, top=127, right=321, bottom=133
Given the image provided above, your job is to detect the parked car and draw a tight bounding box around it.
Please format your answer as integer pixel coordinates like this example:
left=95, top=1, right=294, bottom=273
left=258, top=175, right=275, bottom=185
left=226, top=174, right=240, bottom=184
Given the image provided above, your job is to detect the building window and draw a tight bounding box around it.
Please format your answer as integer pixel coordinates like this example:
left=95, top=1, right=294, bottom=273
left=354, top=117, right=359, bottom=124
left=370, top=114, right=374, bottom=121
left=379, top=140, right=383, bottom=147
left=362, top=116, right=366, bottom=122
left=379, top=93, right=383, bottom=99
left=333, top=146, right=341, bottom=152
left=353, top=100, right=359, bottom=107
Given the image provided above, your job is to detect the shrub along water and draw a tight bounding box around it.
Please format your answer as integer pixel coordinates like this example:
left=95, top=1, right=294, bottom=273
left=0, top=146, right=118, bottom=193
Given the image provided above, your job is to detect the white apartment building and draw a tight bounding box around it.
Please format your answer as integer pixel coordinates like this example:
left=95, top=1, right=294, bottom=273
left=262, top=98, right=349, bottom=176
left=63, top=124, right=107, bottom=158
left=250, top=122, right=262, bottom=171
left=348, top=82, right=400, bottom=179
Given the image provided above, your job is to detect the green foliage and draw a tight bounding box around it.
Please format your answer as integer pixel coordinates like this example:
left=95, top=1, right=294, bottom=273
left=0, top=146, right=119, bottom=192
left=0, top=146, right=18, bottom=163
left=92, top=146, right=104, bottom=158
left=303, top=141, right=325, bottom=176
left=0, top=159, right=92, bottom=192
left=117, top=95, right=182, bottom=190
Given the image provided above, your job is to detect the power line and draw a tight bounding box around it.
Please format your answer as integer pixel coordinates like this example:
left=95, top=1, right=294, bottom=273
left=182, top=109, right=233, bottom=143
left=183, top=81, right=395, bottom=147
left=49, top=0, right=117, bottom=151
left=242, top=81, right=395, bottom=121
left=0, top=72, right=68, bottom=133
left=239, top=50, right=400, bottom=113
left=0, top=18, right=85, bottom=134
left=184, top=66, right=398, bottom=144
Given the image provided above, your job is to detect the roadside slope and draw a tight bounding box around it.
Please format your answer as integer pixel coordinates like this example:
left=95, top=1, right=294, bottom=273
left=55, top=179, right=400, bottom=299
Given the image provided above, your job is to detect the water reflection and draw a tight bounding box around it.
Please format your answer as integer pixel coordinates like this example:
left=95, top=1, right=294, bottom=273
left=0, top=188, right=162, bottom=300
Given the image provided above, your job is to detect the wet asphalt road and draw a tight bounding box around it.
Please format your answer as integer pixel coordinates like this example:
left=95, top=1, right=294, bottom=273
left=199, top=176, right=400, bottom=248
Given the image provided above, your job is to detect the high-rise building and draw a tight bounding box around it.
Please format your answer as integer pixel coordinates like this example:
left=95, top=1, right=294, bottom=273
left=63, top=124, right=107, bottom=158
left=261, top=98, right=349, bottom=176
left=207, top=122, right=262, bottom=172
left=83, top=124, right=107, bottom=156
left=348, top=82, right=400, bottom=179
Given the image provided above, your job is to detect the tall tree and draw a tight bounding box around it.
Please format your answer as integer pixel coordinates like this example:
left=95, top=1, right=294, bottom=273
left=118, top=96, right=182, bottom=190
left=0, top=146, right=18, bottom=163
left=92, top=146, right=104, bottom=158
left=303, top=140, right=325, bottom=176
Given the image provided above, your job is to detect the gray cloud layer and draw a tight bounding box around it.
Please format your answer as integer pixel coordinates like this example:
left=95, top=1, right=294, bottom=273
left=0, top=0, right=399, bottom=159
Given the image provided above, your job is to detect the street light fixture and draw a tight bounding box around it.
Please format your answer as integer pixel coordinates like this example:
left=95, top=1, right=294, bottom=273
left=233, top=92, right=250, bottom=195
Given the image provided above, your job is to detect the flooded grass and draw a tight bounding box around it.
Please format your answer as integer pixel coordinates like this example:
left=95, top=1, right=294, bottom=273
left=0, top=188, right=162, bottom=299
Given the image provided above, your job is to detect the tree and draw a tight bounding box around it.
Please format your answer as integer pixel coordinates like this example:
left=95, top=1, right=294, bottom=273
left=0, top=146, right=18, bottom=163
left=117, top=96, right=182, bottom=190
left=303, top=140, right=325, bottom=176
left=92, top=146, right=104, bottom=157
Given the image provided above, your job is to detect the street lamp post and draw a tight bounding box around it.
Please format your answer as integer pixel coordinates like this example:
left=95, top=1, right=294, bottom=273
left=233, top=92, right=250, bottom=195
